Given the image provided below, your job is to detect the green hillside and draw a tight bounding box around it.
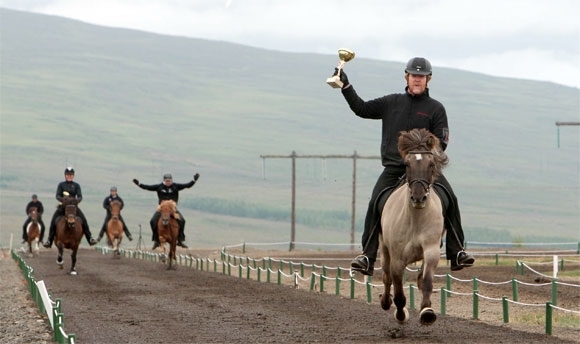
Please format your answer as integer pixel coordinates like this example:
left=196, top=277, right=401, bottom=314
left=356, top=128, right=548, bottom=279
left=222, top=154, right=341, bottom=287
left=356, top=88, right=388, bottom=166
left=1, top=8, right=579, bottom=248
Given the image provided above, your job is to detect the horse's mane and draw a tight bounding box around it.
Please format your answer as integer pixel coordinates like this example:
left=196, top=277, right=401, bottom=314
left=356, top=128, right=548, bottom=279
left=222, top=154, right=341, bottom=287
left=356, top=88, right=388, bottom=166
left=398, top=129, right=449, bottom=172
left=157, top=200, right=180, bottom=220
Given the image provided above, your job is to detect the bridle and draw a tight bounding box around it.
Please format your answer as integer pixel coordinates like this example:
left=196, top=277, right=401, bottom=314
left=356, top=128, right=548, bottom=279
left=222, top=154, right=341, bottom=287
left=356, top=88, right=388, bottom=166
left=406, top=150, right=434, bottom=196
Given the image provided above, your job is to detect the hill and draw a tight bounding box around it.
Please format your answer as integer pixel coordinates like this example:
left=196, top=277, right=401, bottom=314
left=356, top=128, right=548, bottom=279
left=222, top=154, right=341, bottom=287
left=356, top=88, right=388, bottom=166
left=0, top=8, right=578, bottom=248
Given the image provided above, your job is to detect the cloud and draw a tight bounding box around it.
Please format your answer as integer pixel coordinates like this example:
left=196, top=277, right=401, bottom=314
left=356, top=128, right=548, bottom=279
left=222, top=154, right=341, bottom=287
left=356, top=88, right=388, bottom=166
left=2, top=0, right=579, bottom=88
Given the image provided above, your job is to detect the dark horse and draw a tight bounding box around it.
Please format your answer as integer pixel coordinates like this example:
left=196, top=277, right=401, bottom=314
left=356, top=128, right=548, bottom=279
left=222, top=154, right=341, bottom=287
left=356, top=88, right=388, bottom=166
left=157, top=200, right=180, bottom=270
left=106, top=200, right=124, bottom=257
left=379, top=128, right=449, bottom=325
left=25, top=207, right=41, bottom=257
left=55, top=197, right=84, bottom=275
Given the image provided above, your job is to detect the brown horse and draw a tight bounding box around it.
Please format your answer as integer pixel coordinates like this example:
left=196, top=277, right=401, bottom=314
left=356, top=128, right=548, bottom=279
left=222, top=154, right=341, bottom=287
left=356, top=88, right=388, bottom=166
left=156, top=200, right=179, bottom=270
left=55, top=197, right=84, bottom=275
left=25, top=207, right=41, bottom=257
left=106, top=200, right=124, bottom=257
left=379, top=128, right=449, bottom=325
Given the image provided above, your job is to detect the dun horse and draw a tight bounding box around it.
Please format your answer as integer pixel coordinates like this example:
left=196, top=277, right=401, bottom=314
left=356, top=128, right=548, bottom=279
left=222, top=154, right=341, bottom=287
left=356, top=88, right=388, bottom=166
left=156, top=200, right=179, bottom=270
left=55, top=197, right=84, bottom=275
left=25, top=207, right=41, bottom=257
left=106, top=200, right=124, bottom=256
left=379, top=128, right=449, bottom=325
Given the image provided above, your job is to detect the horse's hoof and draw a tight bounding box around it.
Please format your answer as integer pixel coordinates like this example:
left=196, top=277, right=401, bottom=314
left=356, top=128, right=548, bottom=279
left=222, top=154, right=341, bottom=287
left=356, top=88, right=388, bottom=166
left=56, top=259, right=64, bottom=266
left=394, top=307, right=409, bottom=324
left=419, top=307, right=437, bottom=325
left=70, top=270, right=77, bottom=276
left=380, top=294, right=393, bottom=311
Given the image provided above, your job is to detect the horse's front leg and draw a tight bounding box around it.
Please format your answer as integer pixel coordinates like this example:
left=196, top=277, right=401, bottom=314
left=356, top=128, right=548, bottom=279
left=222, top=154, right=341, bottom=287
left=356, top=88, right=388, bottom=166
left=70, top=249, right=78, bottom=275
left=418, top=249, right=439, bottom=325
left=56, top=244, right=64, bottom=270
left=391, top=264, right=409, bottom=324
left=380, top=243, right=393, bottom=310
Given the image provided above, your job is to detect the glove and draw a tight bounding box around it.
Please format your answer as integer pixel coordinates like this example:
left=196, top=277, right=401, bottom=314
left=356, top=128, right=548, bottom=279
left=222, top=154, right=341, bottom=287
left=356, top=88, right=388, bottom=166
left=132, top=178, right=139, bottom=186
left=193, top=173, right=200, bottom=181
left=334, top=67, right=350, bottom=89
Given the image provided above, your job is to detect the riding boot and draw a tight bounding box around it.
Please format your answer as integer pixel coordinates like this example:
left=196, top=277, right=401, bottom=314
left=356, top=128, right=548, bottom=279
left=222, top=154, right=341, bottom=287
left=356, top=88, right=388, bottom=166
left=82, top=223, right=97, bottom=246
left=22, top=223, right=28, bottom=243
left=39, top=220, right=46, bottom=242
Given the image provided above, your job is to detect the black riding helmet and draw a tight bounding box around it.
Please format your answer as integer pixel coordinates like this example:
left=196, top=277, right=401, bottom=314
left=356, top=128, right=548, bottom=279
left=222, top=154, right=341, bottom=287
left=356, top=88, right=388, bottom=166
left=64, top=166, right=75, bottom=175
left=405, top=57, right=432, bottom=76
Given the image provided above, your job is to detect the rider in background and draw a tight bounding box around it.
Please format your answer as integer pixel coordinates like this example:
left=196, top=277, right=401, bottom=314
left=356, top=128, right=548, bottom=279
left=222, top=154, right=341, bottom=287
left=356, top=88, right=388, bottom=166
left=96, top=186, right=133, bottom=242
left=133, top=173, right=200, bottom=249
left=334, top=57, right=475, bottom=275
left=43, top=167, right=97, bottom=248
left=22, top=194, right=46, bottom=243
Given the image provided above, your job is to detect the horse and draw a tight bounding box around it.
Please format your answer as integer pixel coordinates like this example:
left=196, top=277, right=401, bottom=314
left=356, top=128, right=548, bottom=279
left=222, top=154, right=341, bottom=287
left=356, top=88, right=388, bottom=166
left=156, top=200, right=180, bottom=270
left=106, top=200, right=124, bottom=257
left=25, top=207, right=41, bottom=257
left=379, top=128, right=449, bottom=325
left=55, top=197, right=84, bottom=275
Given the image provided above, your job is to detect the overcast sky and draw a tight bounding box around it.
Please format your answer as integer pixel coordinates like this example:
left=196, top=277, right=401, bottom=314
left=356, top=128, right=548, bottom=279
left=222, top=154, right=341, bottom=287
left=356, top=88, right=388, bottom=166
left=2, top=0, right=579, bottom=89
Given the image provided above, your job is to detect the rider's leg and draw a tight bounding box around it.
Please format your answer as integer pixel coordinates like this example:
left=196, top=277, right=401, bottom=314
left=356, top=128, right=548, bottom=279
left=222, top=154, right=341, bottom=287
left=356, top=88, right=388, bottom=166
left=43, top=209, right=62, bottom=247
left=39, top=217, right=46, bottom=242
left=77, top=208, right=96, bottom=245
left=22, top=218, right=31, bottom=242
left=351, top=167, right=404, bottom=275
left=176, top=211, right=187, bottom=248
left=97, top=214, right=110, bottom=241
left=436, top=175, right=475, bottom=271
left=119, top=215, right=132, bottom=240
left=150, top=211, right=161, bottom=249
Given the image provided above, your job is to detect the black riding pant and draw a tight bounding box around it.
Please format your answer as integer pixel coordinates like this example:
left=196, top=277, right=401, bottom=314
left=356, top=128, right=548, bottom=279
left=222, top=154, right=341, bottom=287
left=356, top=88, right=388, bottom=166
left=47, top=207, right=93, bottom=243
left=23, top=216, right=46, bottom=241
left=361, top=166, right=465, bottom=262
left=150, top=210, right=186, bottom=243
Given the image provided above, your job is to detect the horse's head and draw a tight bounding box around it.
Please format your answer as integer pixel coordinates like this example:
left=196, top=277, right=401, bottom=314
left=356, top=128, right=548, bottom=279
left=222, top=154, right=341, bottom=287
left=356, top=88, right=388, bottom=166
left=157, top=200, right=179, bottom=226
left=398, top=129, right=448, bottom=209
left=28, top=207, right=38, bottom=223
left=109, top=200, right=122, bottom=220
left=63, top=198, right=78, bottom=225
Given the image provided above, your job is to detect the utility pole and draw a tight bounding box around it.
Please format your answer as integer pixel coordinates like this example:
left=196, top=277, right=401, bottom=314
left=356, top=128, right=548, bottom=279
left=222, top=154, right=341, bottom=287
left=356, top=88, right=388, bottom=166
left=260, top=151, right=380, bottom=251
left=555, top=121, right=580, bottom=148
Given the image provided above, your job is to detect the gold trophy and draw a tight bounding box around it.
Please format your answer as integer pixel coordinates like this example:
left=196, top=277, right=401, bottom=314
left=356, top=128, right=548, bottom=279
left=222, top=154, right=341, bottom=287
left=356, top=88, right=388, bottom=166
left=326, top=48, right=355, bottom=88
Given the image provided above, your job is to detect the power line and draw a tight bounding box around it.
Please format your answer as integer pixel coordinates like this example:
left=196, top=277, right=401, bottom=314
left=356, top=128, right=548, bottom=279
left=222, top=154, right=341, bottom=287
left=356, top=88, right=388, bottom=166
left=260, top=151, right=380, bottom=250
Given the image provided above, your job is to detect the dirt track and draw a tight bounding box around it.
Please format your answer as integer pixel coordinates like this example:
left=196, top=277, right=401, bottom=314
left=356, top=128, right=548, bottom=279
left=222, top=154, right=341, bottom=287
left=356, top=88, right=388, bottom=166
left=17, top=247, right=580, bottom=343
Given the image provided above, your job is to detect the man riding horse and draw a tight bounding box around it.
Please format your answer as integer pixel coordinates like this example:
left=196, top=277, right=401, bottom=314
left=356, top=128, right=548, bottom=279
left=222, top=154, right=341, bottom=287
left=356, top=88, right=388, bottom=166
left=133, top=172, right=200, bottom=249
left=22, top=194, right=46, bottom=243
left=96, top=186, right=133, bottom=242
left=333, top=57, right=475, bottom=275
left=43, top=167, right=97, bottom=248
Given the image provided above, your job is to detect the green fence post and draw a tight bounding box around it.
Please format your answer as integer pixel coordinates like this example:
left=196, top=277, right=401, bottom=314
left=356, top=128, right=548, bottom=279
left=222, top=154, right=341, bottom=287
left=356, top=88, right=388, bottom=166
left=409, top=284, right=415, bottom=310
left=242, top=241, right=246, bottom=254
left=366, top=280, right=372, bottom=303
left=277, top=269, right=282, bottom=285
left=473, top=277, right=479, bottom=295
left=545, top=302, right=553, bottom=335
left=551, top=279, right=558, bottom=305
left=502, top=296, right=509, bottom=323
left=320, top=275, right=325, bottom=293
left=246, top=264, right=251, bottom=280
left=350, top=277, right=355, bottom=299
left=512, top=278, right=518, bottom=302
left=257, top=268, right=262, bottom=282
left=495, top=253, right=499, bottom=265
left=310, top=273, right=316, bottom=291
left=440, top=287, right=446, bottom=315
left=446, top=274, right=452, bottom=297
left=238, top=264, right=242, bottom=278
left=300, top=262, right=305, bottom=277
left=267, top=267, right=271, bottom=283
left=473, top=292, right=479, bottom=320
left=335, top=271, right=341, bottom=296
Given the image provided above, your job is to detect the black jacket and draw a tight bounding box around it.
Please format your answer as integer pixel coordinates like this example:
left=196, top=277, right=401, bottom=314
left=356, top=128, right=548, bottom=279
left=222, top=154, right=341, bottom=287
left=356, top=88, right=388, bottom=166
left=342, top=85, right=449, bottom=168
left=103, top=195, right=124, bottom=214
left=56, top=181, right=83, bottom=203
left=137, top=180, right=196, bottom=204
left=26, top=201, right=44, bottom=216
